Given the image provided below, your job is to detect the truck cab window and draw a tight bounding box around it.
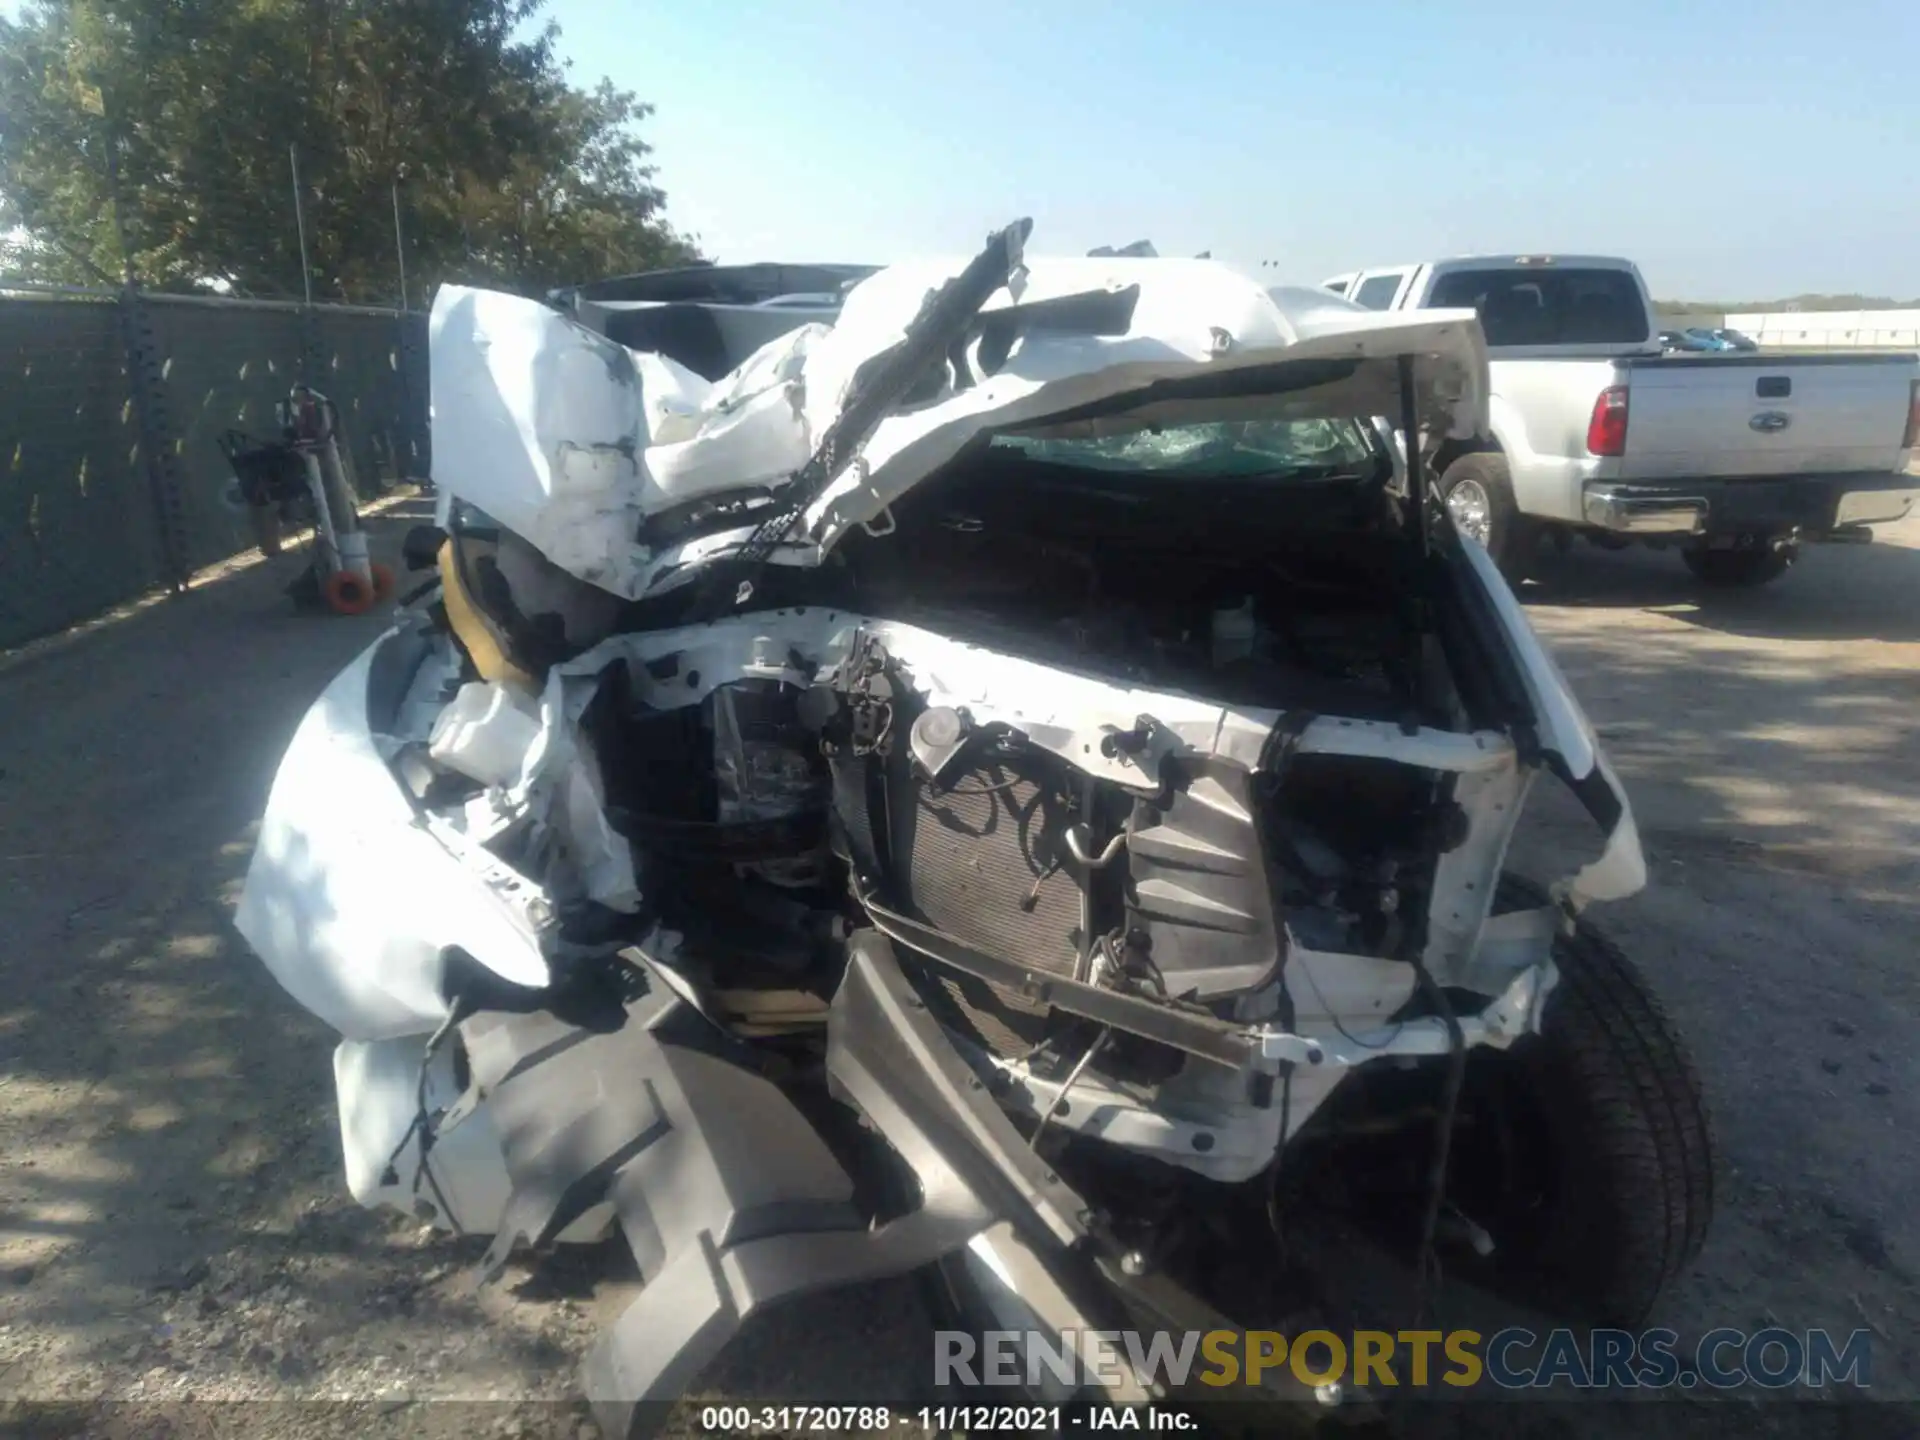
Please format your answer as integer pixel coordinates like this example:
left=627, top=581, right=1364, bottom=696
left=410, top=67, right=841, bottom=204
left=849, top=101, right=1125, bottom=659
left=1428, top=268, right=1650, bottom=346
left=1352, top=273, right=1404, bottom=310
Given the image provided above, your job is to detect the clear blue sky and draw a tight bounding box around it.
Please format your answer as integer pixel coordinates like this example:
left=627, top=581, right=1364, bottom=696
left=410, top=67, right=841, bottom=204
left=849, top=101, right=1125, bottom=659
left=2, top=0, right=1910, bottom=297
left=541, top=0, right=1920, bottom=300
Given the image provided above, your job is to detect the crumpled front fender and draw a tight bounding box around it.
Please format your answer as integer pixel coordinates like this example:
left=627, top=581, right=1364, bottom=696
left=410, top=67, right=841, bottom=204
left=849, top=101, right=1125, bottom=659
left=234, top=630, right=550, bottom=1042
left=1453, top=533, right=1648, bottom=909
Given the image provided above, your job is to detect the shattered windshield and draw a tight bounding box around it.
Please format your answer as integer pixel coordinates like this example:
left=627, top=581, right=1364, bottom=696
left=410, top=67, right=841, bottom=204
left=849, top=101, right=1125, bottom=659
left=990, top=418, right=1378, bottom=479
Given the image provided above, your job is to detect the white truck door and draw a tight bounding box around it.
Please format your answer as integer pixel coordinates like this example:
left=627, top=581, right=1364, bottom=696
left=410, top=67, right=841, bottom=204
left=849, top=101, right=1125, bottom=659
left=1349, top=268, right=1413, bottom=312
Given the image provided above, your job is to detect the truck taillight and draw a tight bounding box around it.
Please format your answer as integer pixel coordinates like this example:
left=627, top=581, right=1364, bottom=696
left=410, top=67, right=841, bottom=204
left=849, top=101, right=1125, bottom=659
left=1903, top=380, right=1920, bottom=450
left=1587, top=386, right=1630, bottom=457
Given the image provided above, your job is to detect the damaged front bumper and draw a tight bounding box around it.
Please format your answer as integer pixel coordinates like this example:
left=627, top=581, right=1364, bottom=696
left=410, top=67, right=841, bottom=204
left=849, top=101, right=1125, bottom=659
left=466, top=932, right=1159, bottom=1436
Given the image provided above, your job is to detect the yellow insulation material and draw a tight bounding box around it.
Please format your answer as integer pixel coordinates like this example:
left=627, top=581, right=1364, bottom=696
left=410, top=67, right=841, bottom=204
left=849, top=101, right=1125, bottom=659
left=436, top=538, right=537, bottom=693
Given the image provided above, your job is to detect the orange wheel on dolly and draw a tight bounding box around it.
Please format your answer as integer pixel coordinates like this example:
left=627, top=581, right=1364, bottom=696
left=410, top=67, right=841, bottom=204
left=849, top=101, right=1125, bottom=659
left=369, top=561, right=397, bottom=602
left=322, top=568, right=378, bottom=616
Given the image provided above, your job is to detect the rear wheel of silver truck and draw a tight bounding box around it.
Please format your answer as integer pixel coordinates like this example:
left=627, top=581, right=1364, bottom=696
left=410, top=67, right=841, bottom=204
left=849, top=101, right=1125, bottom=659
left=1681, top=541, right=1796, bottom=587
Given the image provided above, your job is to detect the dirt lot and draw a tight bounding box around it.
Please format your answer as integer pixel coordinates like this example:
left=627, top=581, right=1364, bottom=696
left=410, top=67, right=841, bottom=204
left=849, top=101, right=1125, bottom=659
left=2, top=501, right=1917, bottom=1438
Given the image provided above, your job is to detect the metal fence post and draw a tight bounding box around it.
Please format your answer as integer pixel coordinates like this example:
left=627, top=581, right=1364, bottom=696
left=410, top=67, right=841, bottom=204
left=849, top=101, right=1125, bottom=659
left=298, top=301, right=327, bottom=388
left=394, top=310, right=427, bottom=481
left=119, top=286, right=193, bottom=593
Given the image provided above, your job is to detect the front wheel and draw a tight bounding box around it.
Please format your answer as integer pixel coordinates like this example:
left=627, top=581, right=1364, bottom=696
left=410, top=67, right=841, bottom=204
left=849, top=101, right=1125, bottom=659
left=1438, top=452, right=1535, bottom=583
left=1681, top=542, right=1795, bottom=587
left=1446, top=876, right=1718, bottom=1327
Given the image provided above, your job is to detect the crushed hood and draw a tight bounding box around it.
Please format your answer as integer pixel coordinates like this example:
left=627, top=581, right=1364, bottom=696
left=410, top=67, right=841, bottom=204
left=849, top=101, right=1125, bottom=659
left=428, top=223, right=1490, bottom=600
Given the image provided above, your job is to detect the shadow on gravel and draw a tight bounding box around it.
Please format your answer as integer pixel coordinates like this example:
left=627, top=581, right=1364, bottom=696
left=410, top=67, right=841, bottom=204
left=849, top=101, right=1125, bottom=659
left=0, top=507, right=594, bottom=1402
left=1505, top=525, right=1920, bottom=1410
left=0, top=502, right=935, bottom=1416
left=1520, top=601, right=1920, bottom=867
left=1516, top=532, right=1920, bottom=645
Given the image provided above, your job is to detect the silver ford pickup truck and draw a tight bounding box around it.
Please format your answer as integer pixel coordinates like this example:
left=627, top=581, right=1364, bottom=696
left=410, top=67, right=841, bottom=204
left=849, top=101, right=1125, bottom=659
left=1323, top=255, right=1920, bottom=586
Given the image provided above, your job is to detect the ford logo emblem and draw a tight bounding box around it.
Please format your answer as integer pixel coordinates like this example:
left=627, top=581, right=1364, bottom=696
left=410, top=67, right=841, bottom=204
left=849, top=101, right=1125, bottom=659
left=1750, top=411, right=1792, bottom=433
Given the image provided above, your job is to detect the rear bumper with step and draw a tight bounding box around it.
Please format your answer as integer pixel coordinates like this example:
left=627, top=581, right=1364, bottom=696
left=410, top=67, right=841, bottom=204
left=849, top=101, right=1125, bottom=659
left=1581, top=472, right=1917, bottom=539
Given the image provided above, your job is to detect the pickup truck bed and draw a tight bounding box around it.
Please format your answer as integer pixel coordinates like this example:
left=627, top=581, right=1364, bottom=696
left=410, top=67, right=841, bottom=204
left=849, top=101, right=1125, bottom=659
left=1323, top=255, right=1920, bottom=587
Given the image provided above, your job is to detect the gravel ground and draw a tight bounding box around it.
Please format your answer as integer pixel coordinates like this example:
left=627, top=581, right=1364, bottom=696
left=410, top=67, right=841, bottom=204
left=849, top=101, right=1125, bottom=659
left=1, top=499, right=1916, bottom=1438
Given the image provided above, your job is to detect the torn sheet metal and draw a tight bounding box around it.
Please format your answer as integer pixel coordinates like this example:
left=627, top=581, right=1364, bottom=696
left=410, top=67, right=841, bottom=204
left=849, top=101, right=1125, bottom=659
left=429, top=249, right=1489, bottom=603
left=633, top=324, right=823, bottom=501
left=428, top=287, right=652, bottom=595
left=1563, top=748, right=1651, bottom=907
left=557, top=745, right=640, bottom=913
left=1454, top=531, right=1600, bottom=780
left=495, top=657, right=641, bottom=915
left=1448, top=537, right=1649, bottom=908
left=235, top=632, right=552, bottom=1040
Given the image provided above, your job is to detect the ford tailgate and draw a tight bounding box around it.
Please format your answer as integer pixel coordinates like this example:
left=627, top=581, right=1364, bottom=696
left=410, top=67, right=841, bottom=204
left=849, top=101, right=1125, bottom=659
left=1612, top=352, right=1918, bottom=481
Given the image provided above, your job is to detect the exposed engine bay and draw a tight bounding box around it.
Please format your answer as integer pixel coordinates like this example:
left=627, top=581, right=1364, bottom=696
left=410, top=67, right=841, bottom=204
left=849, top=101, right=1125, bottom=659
left=373, top=394, right=1630, bottom=1186
left=233, top=224, right=1700, bottom=1434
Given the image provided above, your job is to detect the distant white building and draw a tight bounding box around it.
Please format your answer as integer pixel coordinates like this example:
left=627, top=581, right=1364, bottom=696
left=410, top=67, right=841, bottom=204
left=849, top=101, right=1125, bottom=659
left=1722, top=309, right=1920, bottom=350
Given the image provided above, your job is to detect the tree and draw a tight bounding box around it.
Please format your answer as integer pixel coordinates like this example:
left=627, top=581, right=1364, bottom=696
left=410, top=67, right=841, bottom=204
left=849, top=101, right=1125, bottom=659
left=0, top=0, right=700, bottom=301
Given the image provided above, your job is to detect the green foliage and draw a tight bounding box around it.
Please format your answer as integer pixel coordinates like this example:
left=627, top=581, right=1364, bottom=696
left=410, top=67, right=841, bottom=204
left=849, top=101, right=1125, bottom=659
left=0, top=0, right=701, bottom=301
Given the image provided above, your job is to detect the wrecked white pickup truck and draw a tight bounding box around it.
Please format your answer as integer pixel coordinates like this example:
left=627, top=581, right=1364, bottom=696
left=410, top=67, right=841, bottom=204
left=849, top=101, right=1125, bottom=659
left=235, top=222, right=1714, bottom=1433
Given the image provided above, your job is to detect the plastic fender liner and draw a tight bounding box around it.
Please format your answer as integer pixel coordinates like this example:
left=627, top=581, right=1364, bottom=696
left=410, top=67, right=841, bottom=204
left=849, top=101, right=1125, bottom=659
left=462, top=931, right=1146, bottom=1436
left=456, top=996, right=867, bottom=1437
left=455, top=975, right=1087, bottom=1438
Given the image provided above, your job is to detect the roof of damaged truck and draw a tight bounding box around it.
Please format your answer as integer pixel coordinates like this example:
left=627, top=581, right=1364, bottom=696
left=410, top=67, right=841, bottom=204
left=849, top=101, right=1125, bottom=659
left=430, top=245, right=1490, bottom=602
left=550, top=260, right=881, bottom=308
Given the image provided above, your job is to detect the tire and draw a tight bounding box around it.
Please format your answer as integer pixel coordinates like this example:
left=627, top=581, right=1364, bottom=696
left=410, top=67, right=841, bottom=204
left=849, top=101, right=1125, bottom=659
left=1681, top=544, right=1794, bottom=588
left=369, top=560, right=397, bottom=602
left=1438, top=452, right=1535, bottom=583
left=1454, top=876, right=1717, bottom=1327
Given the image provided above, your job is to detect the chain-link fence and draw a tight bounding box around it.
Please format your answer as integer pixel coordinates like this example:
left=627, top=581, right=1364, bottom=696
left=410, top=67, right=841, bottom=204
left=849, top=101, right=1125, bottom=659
left=0, top=286, right=429, bottom=650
